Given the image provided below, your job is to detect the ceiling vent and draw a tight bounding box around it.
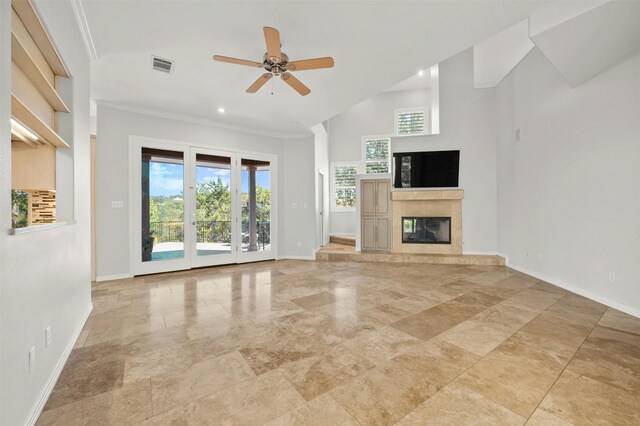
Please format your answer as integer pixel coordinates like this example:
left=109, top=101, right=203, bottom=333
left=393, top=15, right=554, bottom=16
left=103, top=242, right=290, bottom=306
left=151, top=56, right=174, bottom=74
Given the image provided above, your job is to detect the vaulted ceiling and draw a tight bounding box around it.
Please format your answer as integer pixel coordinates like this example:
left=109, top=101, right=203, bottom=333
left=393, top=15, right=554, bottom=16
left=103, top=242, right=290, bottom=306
left=82, top=1, right=556, bottom=137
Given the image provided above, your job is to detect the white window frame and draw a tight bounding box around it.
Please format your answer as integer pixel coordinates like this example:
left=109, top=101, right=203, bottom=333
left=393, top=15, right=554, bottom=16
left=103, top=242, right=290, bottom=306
left=330, top=161, right=362, bottom=212
left=361, top=136, right=392, bottom=175
left=394, top=107, right=429, bottom=136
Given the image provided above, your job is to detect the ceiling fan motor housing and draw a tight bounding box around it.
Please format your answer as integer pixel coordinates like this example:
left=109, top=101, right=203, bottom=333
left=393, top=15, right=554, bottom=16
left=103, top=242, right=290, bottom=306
left=263, top=52, right=289, bottom=75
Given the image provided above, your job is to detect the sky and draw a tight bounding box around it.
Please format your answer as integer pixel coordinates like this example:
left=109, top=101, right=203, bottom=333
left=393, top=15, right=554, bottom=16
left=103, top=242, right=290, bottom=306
left=149, top=161, right=270, bottom=197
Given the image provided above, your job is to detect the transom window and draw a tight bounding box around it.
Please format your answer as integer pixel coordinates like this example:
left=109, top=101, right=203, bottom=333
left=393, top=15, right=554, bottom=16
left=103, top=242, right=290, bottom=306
left=362, top=137, right=391, bottom=174
left=395, top=107, right=428, bottom=136
left=331, top=162, right=360, bottom=210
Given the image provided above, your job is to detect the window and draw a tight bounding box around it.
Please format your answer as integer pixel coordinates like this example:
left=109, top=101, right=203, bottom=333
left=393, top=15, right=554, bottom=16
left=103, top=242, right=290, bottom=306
left=331, top=162, right=360, bottom=210
left=395, top=107, right=428, bottom=136
left=362, top=137, right=391, bottom=174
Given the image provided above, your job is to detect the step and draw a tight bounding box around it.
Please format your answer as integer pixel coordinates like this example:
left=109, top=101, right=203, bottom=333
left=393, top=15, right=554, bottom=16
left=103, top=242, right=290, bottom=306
left=329, top=235, right=356, bottom=246
left=316, top=249, right=505, bottom=266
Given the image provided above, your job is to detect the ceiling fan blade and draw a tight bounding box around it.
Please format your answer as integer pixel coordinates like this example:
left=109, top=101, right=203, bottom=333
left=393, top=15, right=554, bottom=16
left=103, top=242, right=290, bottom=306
left=246, top=73, right=273, bottom=93
left=287, top=57, right=334, bottom=71
left=281, top=73, right=310, bottom=96
left=213, top=55, right=262, bottom=68
left=263, top=27, right=282, bottom=62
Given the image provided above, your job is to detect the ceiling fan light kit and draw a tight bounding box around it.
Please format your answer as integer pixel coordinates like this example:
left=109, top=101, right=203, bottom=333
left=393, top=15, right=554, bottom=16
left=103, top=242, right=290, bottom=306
left=213, top=26, right=334, bottom=96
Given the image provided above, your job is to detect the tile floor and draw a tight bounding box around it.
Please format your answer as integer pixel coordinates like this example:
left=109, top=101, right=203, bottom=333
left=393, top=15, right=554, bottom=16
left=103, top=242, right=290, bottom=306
left=37, top=260, right=640, bottom=425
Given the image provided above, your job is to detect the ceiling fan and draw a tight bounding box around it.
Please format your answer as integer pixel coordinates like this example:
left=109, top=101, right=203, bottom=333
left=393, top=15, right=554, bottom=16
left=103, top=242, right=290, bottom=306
left=213, top=26, right=334, bottom=96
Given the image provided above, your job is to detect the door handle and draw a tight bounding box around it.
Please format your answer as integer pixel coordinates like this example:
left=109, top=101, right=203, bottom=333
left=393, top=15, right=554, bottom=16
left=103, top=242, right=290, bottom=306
left=192, top=221, right=196, bottom=225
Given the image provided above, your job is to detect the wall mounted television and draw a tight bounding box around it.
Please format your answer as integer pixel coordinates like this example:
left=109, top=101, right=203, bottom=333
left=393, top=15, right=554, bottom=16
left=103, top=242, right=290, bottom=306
left=393, top=150, right=460, bottom=188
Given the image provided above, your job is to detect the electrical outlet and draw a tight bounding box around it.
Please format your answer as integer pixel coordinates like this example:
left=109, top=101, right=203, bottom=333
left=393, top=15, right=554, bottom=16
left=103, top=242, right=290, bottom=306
left=538, top=253, right=542, bottom=262
left=45, top=326, right=51, bottom=347
left=609, top=272, right=616, bottom=282
left=303, top=202, right=308, bottom=209
left=297, top=242, right=302, bottom=248
left=29, top=347, right=35, bottom=373
left=291, top=203, right=298, bottom=209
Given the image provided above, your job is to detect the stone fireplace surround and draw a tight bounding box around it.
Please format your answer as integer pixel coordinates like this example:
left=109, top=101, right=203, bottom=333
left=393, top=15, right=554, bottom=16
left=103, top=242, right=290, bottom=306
left=391, top=189, right=463, bottom=255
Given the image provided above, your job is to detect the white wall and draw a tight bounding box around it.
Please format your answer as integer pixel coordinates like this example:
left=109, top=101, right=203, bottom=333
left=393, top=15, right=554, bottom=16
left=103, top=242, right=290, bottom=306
left=328, top=49, right=499, bottom=253
left=0, top=1, right=92, bottom=424
left=496, top=48, right=640, bottom=316
left=96, top=106, right=316, bottom=279
left=279, top=137, right=318, bottom=258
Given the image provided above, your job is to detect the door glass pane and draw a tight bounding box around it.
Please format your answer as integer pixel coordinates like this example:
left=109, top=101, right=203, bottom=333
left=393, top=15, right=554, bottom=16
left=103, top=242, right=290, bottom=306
left=141, top=148, right=184, bottom=262
left=241, top=159, right=271, bottom=252
left=195, top=154, right=232, bottom=256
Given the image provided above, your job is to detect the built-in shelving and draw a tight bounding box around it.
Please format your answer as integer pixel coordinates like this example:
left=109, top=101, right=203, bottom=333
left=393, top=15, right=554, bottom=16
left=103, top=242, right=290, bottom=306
left=12, top=95, right=69, bottom=148
left=11, top=0, right=70, bottom=78
left=11, top=33, right=69, bottom=112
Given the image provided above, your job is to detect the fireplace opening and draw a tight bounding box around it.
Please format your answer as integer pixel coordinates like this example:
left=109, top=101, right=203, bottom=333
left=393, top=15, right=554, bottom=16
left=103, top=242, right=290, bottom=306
left=402, top=217, right=451, bottom=244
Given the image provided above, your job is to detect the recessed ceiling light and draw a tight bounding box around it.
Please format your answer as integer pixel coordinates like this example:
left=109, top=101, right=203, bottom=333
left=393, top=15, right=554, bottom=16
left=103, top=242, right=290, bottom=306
left=217, top=107, right=225, bottom=113
left=417, top=70, right=424, bottom=76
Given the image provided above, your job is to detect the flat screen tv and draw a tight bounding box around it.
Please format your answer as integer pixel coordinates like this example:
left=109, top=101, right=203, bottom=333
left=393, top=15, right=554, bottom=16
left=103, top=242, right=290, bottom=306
left=393, top=150, right=460, bottom=188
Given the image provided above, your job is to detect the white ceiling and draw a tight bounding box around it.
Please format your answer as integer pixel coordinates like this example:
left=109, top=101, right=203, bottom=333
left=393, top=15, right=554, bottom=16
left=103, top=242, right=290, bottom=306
left=83, top=1, right=557, bottom=137
left=382, top=69, right=432, bottom=93
left=473, top=20, right=534, bottom=89
left=530, top=0, right=640, bottom=87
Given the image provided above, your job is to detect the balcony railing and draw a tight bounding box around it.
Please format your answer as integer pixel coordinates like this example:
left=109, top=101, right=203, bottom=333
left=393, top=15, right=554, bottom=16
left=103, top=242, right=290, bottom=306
left=149, top=220, right=270, bottom=247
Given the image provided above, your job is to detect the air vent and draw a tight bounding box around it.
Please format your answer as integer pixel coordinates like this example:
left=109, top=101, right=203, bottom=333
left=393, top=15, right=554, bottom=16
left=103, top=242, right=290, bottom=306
left=151, top=56, right=174, bottom=73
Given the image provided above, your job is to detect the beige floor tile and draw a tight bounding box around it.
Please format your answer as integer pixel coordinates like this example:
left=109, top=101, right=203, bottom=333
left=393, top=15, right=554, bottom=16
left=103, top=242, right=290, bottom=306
left=279, top=344, right=374, bottom=401
left=456, top=340, right=569, bottom=417
left=396, top=382, right=526, bottom=425
left=342, top=326, right=422, bottom=365
left=40, top=260, right=637, bottom=425
left=540, top=370, right=640, bottom=425
left=123, top=342, right=200, bottom=383
left=151, top=351, right=255, bottom=414
left=390, top=338, right=480, bottom=389
left=265, top=394, right=358, bottom=426
left=598, top=308, right=640, bottom=335
left=292, top=291, right=338, bottom=310
left=526, top=408, right=574, bottom=425
left=140, top=370, right=304, bottom=425
left=38, top=379, right=152, bottom=426
left=509, top=310, right=593, bottom=358
left=391, top=300, right=486, bottom=341
left=330, top=360, right=437, bottom=426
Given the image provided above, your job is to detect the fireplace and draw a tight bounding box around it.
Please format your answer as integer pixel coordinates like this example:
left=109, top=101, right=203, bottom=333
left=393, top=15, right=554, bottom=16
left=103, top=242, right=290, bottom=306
left=402, top=217, right=451, bottom=244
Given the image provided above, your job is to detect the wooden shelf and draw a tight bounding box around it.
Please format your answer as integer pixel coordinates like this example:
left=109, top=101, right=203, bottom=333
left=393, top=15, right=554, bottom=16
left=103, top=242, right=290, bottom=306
left=12, top=95, right=69, bottom=148
left=12, top=0, right=70, bottom=78
left=12, top=33, right=69, bottom=112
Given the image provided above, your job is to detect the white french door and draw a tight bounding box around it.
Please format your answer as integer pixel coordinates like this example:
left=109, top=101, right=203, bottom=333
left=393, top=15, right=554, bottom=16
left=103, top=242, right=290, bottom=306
left=131, top=138, right=276, bottom=276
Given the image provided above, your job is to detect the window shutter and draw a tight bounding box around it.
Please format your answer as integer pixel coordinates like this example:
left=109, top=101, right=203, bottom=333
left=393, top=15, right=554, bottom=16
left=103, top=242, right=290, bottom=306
left=396, top=110, right=425, bottom=135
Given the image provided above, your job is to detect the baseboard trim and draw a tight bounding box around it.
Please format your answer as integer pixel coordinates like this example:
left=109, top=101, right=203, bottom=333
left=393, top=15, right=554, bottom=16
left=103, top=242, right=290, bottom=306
left=96, top=273, right=133, bottom=282
left=506, top=262, right=640, bottom=319
left=462, top=251, right=505, bottom=257
left=28, top=303, right=93, bottom=426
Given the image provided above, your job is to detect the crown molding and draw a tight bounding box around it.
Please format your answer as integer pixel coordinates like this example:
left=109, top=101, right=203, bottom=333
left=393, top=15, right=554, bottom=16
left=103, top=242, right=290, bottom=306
left=70, top=0, right=98, bottom=61
left=94, top=101, right=313, bottom=140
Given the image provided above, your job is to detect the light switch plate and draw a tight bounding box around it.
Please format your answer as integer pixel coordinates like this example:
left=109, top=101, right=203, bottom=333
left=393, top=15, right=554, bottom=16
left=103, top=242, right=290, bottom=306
left=112, top=201, right=124, bottom=208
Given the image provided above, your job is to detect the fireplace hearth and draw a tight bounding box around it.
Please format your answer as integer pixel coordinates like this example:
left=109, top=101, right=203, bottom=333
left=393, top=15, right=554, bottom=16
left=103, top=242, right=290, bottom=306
left=402, top=217, right=451, bottom=244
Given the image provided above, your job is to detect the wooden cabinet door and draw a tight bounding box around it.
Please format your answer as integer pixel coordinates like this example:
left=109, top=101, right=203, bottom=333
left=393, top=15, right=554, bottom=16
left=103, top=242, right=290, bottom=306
left=375, top=180, right=389, bottom=215
left=361, top=217, right=376, bottom=251
left=375, top=217, right=390, bottom=251
left=361, top=180, right=376, bottom=216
